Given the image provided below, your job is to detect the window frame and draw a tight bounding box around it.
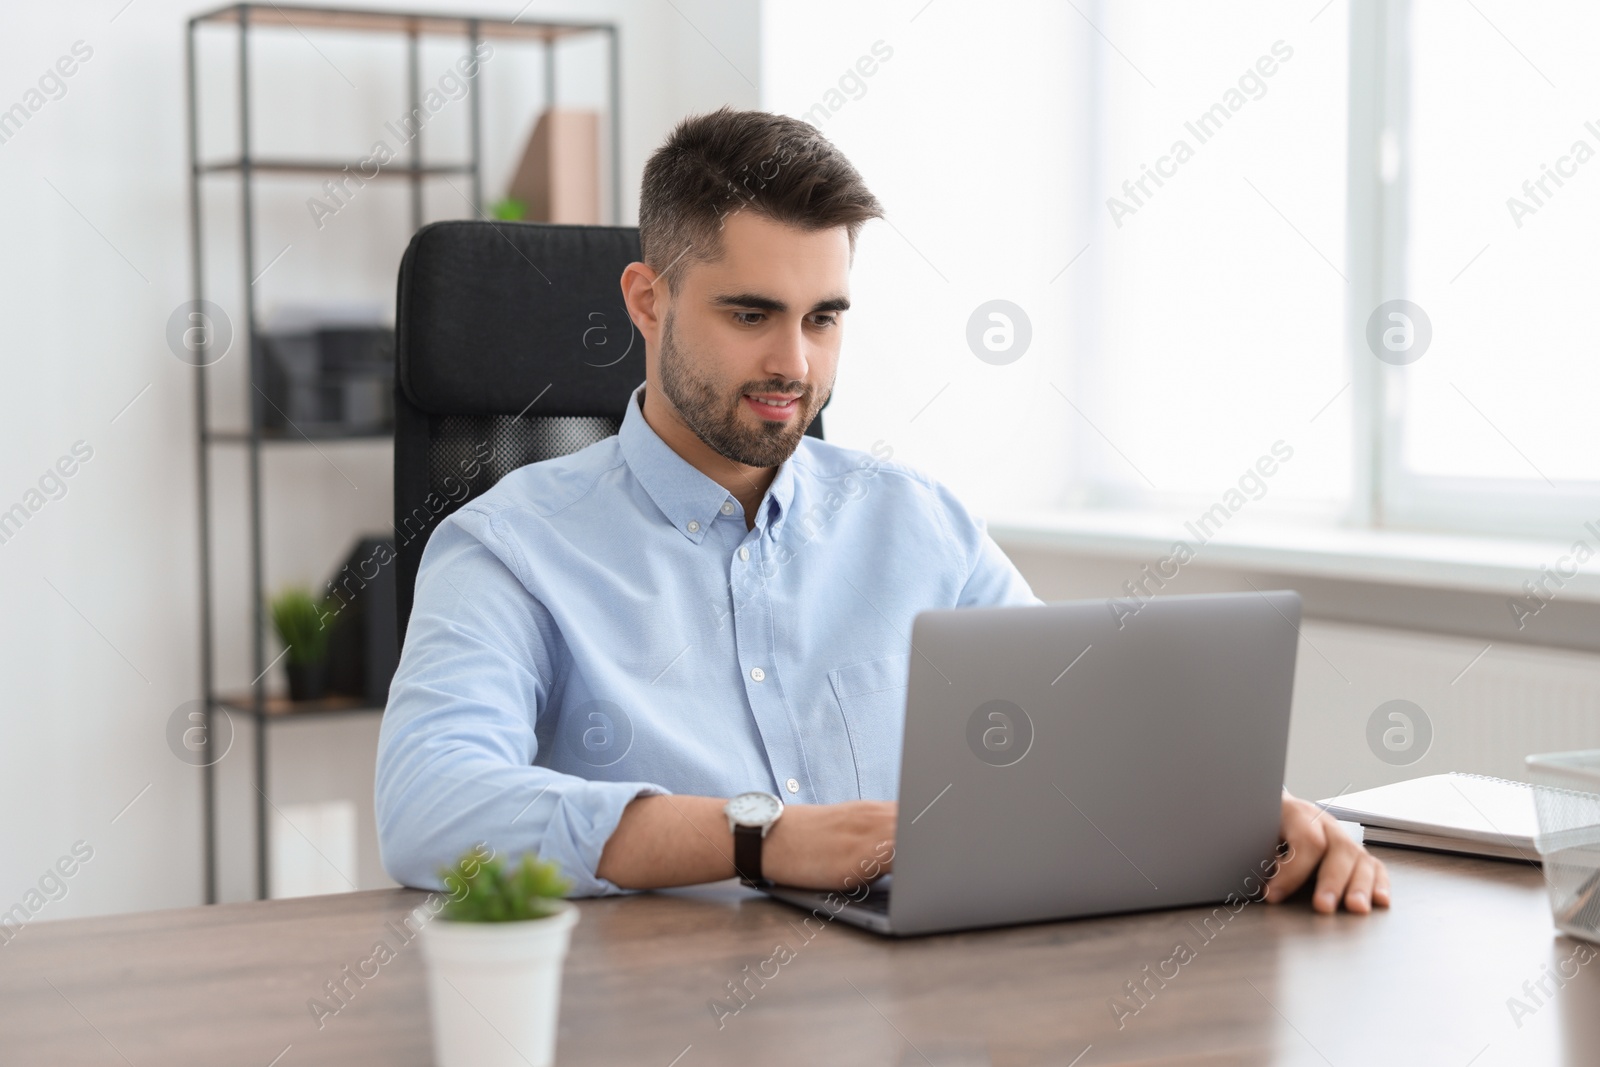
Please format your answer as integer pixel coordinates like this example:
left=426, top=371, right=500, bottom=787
left=1360, top=0, right=1600, bottom=539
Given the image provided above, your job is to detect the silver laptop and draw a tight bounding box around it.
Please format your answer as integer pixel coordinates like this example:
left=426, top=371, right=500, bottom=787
left=762, top=590, right=1301, bottom=936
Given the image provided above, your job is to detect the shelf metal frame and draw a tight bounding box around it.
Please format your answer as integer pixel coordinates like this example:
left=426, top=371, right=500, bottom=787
left=185, top=2, right=621, bottom=903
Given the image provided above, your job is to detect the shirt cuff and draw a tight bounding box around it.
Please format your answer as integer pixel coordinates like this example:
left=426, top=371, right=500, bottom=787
left=553, top=779, right=675, bottom=897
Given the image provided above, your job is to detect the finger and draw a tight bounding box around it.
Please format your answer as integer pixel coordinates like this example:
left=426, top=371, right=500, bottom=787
left=1265, top=815, right=1325, bottom=903
left=1371, top=860, right=1391, bottom=907
left=1311, top=836, right=1359, bottom=914
left=1344, top=855, right=1377, bottom=914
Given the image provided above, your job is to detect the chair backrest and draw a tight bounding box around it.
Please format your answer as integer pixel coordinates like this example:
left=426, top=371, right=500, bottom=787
left=391, top=220, right=824, bottom=645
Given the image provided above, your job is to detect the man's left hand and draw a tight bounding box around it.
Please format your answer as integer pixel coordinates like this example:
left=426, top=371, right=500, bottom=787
left=1264, top=790, right=1391, bottom=914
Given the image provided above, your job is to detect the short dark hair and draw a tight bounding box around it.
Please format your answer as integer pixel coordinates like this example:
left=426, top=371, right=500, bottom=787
left=638, top=107, right=883, bottom=291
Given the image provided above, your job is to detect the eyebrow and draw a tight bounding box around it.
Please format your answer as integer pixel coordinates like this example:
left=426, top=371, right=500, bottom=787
left=710, top=292, right=851, bottom=314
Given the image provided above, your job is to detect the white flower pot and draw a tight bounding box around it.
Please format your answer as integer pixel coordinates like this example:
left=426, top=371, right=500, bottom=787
left=419, top=902, right=579, bottom=1067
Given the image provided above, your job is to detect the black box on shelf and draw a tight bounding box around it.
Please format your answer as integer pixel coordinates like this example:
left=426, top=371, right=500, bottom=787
left=258, top=326, right=394, bottom=435
left=323, top=536, right=399, bottom=709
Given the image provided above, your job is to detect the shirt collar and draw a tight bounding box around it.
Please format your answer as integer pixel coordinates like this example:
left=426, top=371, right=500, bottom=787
left=617, top=381, right=799, bottom=543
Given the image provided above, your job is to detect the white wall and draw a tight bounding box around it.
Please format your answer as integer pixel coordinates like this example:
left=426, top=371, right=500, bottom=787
left=0, top=0, right=760, bottom=919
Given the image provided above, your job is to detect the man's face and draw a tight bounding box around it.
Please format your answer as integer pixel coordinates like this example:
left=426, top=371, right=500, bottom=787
left=656, top=210, right=851, bottom=469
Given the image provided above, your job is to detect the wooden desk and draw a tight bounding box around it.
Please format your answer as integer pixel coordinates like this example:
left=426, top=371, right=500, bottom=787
left=3, top=848, right=1596, bottom=1066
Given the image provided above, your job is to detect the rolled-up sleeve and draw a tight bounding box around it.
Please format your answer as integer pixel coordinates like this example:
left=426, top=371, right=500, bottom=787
left=375, top=507, right=668, bottom=897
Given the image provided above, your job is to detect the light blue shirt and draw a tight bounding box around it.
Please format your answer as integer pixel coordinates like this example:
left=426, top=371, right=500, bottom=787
left=376, top=381, right=1041, bottom=896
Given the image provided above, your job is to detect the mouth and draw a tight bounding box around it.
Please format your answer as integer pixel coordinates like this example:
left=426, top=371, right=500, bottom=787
left=742, top=392, right=802, bottom=420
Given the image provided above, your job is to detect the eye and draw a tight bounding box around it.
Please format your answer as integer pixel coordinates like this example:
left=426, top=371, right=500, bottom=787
left=733, top=311, right=766, bottom=326
left=809, top=314, right=839, bottom=329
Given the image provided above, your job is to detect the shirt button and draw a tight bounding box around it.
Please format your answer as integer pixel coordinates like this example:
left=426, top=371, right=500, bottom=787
left=687, top=520, right=700, bottom=533
left=785, top=778, right=800, bottom=794
left=750, top=666, right=765, bottom=682
left=738, top=546, right=750, bottom=562
left=721, top=501, right=735, bottom=515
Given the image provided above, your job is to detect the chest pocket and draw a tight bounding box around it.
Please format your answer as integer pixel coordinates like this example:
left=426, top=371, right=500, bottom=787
left=828, top=652, right=912, bottom=801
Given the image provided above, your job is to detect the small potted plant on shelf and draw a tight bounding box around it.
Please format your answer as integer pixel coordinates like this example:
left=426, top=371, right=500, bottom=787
left=490, top=196, right=527, bottom=220
left=420, top=848, right=578, bottom=1067
left=269, top=586, right=332, bottom=701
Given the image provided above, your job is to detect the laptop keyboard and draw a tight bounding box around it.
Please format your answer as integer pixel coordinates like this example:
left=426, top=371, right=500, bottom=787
left=847, top=886, right=891, bottom=914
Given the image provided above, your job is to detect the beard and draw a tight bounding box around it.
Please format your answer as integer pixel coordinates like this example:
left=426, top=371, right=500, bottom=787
left=656, top=309, right=827, bottom=468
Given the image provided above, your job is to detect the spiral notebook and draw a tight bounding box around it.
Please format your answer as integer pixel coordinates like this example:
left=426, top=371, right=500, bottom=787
left=1318, top=773, right=1539, bottom=863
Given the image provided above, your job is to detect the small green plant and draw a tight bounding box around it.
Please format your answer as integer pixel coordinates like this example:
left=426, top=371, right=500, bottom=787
left=490, top=197, right=527, bottom=221
left=438, top=849, right=571, bottom=922
left=269, top=586, right=333, bottom=666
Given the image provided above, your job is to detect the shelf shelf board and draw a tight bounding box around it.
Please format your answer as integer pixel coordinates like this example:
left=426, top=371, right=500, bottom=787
left=197, top=158, right=474, bottom=178
left=217, top=691, right=383, bottom=719
left=190, top=3, right=610, bottom=43
left=207, top=426, right=393, bottom=444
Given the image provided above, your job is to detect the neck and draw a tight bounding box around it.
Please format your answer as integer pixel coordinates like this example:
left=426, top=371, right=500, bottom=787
left=639, top=385, right=776, bottom=530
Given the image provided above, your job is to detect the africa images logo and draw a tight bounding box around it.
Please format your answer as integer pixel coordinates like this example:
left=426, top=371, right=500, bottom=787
left=558, top=699, right=633, bottom=768
left=966, top=700, right=1034, bottom=767
left=966, top=300, right=1032, bottom=366
left=1365, top=299, right=1432, bottom=366
left=1365, top=699, right=1432, bottom=767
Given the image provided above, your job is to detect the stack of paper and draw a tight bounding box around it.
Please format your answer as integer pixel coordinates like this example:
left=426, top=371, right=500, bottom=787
left=1319, top=773, right=1539, bottom=863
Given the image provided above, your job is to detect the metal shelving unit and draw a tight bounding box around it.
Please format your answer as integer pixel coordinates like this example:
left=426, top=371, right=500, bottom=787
left=184, top=2, right=620, bottom=903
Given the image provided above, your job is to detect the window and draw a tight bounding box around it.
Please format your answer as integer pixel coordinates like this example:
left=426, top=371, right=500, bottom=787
left=1383, top=0, right=1600, bottom=535
left=763, top=1, right=1595, bottom=540
left=1081, top=1, right=1351, bottom=524
left=1084, top=0, right=1598, bottom=538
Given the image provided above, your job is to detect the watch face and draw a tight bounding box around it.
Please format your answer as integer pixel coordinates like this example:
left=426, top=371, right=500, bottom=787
left=727, top=791, right=783, bottom=828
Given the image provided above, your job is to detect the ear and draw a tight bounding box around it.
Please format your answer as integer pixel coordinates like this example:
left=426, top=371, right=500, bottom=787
left=620, top=261, right=666, bottom=343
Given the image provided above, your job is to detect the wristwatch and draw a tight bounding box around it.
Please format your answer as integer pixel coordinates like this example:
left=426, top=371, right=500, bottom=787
left=725, top=791, right=784, bottom=887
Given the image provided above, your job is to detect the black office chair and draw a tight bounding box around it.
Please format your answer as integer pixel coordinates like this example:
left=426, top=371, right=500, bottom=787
left=392, top=220, right=825, bottom=645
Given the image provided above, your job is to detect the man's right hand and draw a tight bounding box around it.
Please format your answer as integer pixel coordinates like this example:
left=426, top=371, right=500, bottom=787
left=762, top=800, right=896, bottom=891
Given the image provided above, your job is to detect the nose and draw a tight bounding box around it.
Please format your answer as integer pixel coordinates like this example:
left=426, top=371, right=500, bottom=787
left=762, top=318, right=809, bottom=389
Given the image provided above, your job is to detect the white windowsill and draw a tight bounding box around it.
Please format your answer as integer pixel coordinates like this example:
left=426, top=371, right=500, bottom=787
left=986, top=508, right=1600, bottom=604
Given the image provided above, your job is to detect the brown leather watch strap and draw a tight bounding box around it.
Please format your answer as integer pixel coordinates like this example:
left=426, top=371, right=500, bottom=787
left=733, top=822, right=766, bottom=887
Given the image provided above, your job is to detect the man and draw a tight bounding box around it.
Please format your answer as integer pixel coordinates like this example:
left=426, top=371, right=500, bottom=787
left=376, top=107, right=1388, bottom=916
